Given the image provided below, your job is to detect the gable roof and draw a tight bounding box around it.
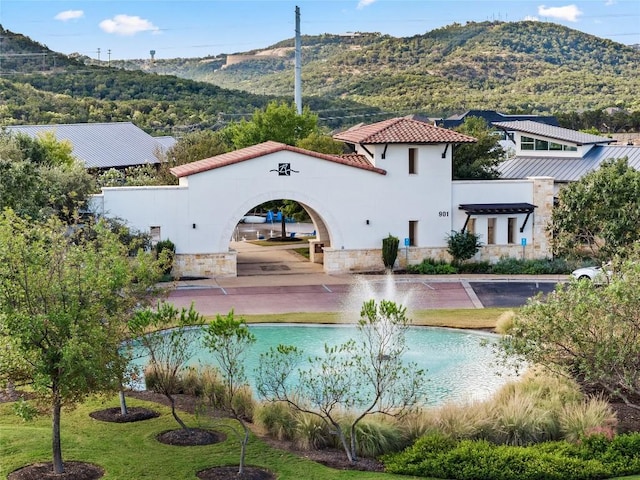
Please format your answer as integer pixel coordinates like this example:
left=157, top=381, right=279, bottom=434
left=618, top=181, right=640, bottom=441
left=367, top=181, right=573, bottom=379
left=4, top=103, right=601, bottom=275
left=333, top=117, right=477, bottom=145
left=499, top=145, right=640, bottom=182
left=493, top=121, right=614, bottom=146
left=170, top=141, right=387, bottom=178
left=6, top=122, right=172, bottom=169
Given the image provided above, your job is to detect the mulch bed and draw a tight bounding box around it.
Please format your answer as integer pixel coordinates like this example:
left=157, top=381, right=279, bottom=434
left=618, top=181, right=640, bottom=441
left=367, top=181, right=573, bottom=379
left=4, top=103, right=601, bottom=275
left=196, top=466, right=276, bottom=480
left=7, top=461, right=104, bottom=480
left=156, top=427, right=225, bottom=446
left=89, top=406, right=159, bottom=423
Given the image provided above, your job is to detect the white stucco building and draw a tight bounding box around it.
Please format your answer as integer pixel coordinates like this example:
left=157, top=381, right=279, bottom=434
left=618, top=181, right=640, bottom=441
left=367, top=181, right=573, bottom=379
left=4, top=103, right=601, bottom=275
left=91, top=117, right=555, bottom=277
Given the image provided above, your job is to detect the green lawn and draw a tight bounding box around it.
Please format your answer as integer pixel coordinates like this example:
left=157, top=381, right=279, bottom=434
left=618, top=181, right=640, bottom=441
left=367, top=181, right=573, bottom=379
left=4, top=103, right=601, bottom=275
left=0, top=397, right=424, bottom=480
left=225, top=307, right=510, bottom=330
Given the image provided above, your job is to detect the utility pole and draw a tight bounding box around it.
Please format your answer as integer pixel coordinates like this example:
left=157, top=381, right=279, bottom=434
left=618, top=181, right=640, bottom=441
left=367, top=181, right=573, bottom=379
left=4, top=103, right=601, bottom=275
left=107, top=49, right=111, bottom=67
left=294, top=6, right=302, bottom=114
left=97, top=47, right=101, bottom=61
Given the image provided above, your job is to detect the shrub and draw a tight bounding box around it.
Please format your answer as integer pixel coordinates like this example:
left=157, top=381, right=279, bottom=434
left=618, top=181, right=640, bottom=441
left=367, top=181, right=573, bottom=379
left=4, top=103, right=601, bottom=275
left=154, top=239, right=176, bottom=275
left=254, top=401, right=297, bottom=441
left=230, top=385, right=255, bottom=422
left=382, top=234, right=399, bottom=269
left=446, top=230, right=482, bottom=264
left=294, top=412, right=330, bottom=450
left=382, top=433, right=620, bottom=480
left=407, top=258, right=458, bottom=274
left=560, top=396, right=617, bottom=443
left=347, top=417, right=407, bottom=457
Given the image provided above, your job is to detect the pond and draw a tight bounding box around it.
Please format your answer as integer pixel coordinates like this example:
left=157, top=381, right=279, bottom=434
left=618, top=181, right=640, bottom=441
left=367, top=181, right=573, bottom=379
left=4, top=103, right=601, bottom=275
left=130, top=323, right=517, bottom=406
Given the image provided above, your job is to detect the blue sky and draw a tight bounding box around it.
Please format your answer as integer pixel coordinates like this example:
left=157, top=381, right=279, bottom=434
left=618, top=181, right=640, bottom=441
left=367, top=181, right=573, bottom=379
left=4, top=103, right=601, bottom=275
left=2, top=0, right=639, bottom=60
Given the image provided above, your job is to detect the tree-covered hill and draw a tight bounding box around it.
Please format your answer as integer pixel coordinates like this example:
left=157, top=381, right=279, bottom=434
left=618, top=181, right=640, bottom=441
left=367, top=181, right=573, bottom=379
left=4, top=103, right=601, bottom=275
left=114, top=21, right=640, bottom=118
left=1, top=21, right=638, bottom=134
left=0, top=26, right=382, bottom=133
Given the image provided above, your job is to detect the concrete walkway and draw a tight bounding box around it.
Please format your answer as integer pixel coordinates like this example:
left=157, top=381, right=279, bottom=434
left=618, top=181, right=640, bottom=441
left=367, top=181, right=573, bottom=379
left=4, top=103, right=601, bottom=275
left=166, top=240, right=567, bottom=316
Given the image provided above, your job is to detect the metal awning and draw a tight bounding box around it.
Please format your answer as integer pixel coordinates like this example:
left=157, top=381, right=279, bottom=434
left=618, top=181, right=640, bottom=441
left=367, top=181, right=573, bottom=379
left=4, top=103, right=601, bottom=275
left=458, top=203, right=537, bottom=233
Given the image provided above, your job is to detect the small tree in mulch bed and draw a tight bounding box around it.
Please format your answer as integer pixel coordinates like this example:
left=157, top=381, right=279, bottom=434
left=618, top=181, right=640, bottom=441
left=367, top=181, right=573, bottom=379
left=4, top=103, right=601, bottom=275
left=201, top=310, right=256, bottom=476
left=128, top=301, right=204, bottom=432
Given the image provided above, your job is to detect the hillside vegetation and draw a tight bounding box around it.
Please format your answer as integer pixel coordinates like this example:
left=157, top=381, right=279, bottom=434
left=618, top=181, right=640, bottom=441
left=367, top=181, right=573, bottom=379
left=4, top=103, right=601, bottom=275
left=0, top=21, right=638, bottom=134
left=113, top=21, right=640, bottom=118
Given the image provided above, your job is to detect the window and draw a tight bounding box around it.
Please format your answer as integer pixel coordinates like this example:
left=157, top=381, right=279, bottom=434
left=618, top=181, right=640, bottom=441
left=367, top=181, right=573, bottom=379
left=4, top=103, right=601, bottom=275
left=150, top=226, right=161, bottom=246
left=521, top=136, right=535, bottom=150
left=487, top=218, right=496, bottom=245
left=409, top=221, right=418, bottom=246
left=408, top=148, right=417, bottom=174
left=508, top=217, right=517, bottom=244
left=522, top=135, right=577, bottom=152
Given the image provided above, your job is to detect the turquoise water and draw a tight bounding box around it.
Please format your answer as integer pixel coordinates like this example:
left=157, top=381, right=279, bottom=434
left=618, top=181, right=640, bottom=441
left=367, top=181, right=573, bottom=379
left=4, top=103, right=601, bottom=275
left=130, top=324, right=516, bottom=406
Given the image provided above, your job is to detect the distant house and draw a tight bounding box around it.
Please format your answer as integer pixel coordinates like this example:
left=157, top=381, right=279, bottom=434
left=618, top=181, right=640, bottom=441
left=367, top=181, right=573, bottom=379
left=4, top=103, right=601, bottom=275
left=6, top=122, right=175, bottom=170
left=496, top=120, right=640, bottom=193
left=436, top=110, right=559, bottom=129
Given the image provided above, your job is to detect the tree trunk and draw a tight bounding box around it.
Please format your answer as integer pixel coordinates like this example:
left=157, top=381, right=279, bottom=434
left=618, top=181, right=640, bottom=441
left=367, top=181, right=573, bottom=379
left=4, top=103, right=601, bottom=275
left=119, top=389, right=128, bottom=416
left=166, top=393, right=188, bottom=430
left=238, top=419, right=250, bottom=475
left=335, top=427, right=355, bottom=464
left=280, top=210, right=286, bottom=239
left=52, top=396, right=64, bottom=474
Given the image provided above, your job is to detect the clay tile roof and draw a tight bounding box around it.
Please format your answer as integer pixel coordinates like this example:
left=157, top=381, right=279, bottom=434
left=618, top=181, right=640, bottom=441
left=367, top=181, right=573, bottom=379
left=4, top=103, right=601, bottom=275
left=170, top=141, right=386, bottom=178
left=333, top=117, right=477, bottom=145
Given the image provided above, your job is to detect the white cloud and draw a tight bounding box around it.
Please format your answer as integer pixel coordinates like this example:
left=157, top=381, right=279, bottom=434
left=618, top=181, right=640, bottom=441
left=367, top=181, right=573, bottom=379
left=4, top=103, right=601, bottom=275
left=99, top=14, right=160, bottom=36
left=523, top=15, right=539, bottom=21
left=357, top=0, right=376, bottom=9
left=54, top=10, right=84, bottom=21
left=538, top=5, right=583, bottom=22
left=604, top=0, right=616, bottom=6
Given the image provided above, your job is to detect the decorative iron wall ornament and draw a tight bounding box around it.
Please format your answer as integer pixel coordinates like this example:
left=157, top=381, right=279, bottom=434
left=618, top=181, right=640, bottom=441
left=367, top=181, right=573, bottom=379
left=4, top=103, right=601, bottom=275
left=270, top=163, right=300, bottom=176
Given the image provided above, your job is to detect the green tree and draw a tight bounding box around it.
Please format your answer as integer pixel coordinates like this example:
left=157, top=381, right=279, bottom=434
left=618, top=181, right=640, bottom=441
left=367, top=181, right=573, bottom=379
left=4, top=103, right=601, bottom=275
left=446, top=230, right=482, bottom=264
left=0, top=210, right=158, bottom=475
left=128, top=301, right=204, bottom=430
left=256, top=299, right=426, bottom=464
left=225, top=101, right=319, bottom=149
left=452, top=117, right=504, bottom=179
left=202, top=310, right=256, bottom=476
left=500, top=255, right=640, bottom=410
left=0, top=131, right=95, bottom=222
left=296, top=131, right=345, bottom=154
left=551, top=157, right=640, bottom=260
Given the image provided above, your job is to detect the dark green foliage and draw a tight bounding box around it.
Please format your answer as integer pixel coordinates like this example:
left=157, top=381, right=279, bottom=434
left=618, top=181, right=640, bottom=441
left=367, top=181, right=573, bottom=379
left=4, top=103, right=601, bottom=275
left=551, top=158, right=640, bottom=260
left=154, top=239, right=176, bottom=275
left=408, top=257, right=574, bottom=275
left=382, top=432, right=640, bottom=480
left=407, top=258, right=458, bottom=274
left=382, top=234, right=399, bottom=269
left=453, top=117, right=504, bottom=179
left=446, top=230, right=482, bottom=264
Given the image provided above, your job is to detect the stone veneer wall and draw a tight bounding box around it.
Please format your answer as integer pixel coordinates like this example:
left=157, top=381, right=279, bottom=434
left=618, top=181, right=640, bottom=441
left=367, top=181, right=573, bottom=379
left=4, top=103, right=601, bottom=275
left=174, top=252, right=237, bottom=278
left=529, top=176, right=555, bottom=260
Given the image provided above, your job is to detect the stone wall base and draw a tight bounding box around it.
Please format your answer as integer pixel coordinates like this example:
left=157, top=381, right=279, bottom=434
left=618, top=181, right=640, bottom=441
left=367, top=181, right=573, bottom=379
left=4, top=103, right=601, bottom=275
left=324, top=244, right=548, bottom=274
left=174, top=252, right=237, bottom=278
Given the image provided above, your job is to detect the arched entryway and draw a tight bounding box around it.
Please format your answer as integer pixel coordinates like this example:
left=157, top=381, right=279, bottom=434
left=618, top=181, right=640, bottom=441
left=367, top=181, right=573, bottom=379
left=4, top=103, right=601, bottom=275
left=221, top=195, right=333, bottom=275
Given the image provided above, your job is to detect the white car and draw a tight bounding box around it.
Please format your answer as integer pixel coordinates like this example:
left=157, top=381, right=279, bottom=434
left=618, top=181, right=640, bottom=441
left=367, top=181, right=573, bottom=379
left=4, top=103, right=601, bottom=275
left=571, top=265, right=611, bottom=283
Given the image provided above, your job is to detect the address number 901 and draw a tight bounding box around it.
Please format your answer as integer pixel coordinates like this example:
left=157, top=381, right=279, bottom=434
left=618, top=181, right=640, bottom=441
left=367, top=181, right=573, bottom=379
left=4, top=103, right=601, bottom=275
left=438, top=211, right=449, bottom=217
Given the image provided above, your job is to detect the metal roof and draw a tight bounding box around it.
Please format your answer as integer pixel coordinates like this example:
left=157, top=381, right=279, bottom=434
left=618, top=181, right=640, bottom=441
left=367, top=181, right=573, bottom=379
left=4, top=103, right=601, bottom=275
left=459, top=203, right=536, bottom=214
left=499, top=145, right=640, bottom=182
left=493, top=121, right=614, bottom=146
left=6, top=122, right=173, bottom=169
left=439, top=110, right=559, bottom=128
